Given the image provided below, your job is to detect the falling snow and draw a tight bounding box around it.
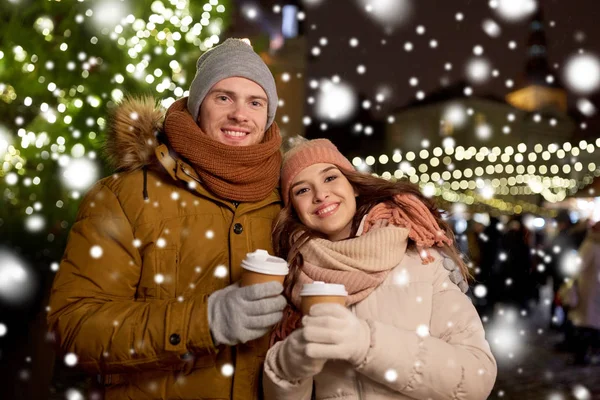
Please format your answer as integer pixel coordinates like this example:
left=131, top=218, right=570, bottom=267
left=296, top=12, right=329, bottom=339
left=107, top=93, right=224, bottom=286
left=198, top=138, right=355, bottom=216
left=1, top=0, right=600, bottom=398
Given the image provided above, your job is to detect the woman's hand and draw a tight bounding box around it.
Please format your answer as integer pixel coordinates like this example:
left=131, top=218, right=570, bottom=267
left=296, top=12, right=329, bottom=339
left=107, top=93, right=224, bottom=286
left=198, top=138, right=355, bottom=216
left=276, top=328, right=327, bottom=381
left=302, top=303, right=371, bottom=367
left=441, top=253, right=469, bottom=293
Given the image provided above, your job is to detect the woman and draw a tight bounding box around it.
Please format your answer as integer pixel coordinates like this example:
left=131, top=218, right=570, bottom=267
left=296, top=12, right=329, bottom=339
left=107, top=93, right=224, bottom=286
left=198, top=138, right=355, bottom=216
left=567, top=221, right=600, bottom=365
left=263, top=138, right=497, bottom=400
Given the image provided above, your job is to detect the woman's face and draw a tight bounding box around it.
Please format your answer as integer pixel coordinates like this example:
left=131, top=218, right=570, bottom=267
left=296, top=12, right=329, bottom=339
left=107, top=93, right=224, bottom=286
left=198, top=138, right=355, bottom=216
left=290, top=163, right=357, bottom=241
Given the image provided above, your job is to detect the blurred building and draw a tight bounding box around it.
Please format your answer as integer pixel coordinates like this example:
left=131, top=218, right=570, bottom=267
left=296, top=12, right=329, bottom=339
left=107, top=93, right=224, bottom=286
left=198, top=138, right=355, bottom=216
left=381, top=7, right=599, bottom=212
left=226, top=0, right=308, bottom=138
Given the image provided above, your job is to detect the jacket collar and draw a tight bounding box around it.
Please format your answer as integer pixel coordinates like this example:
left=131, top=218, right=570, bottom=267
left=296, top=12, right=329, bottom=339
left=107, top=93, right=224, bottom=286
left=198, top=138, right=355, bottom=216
left=105, top=96, right=164, bottom=172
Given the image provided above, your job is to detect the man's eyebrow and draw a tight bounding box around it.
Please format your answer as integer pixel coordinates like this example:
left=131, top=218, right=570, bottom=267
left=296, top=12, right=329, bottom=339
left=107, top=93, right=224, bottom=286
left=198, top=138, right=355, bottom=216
left=249, top=95, right=268, bottom=102
left=290, top=166, right=339, bottom=190
left=208, top=89, right=235, bottom=97
left=208, top=89, right=267, bottom=102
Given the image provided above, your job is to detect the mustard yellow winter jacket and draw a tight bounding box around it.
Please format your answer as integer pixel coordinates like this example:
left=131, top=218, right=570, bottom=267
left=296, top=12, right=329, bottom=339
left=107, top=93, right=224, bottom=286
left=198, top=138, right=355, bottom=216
left=47, top=97, right=282, bottom=399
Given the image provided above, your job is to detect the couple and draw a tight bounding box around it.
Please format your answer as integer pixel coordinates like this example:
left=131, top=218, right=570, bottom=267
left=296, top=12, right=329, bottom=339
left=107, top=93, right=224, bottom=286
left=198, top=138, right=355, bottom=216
left=47, top=39, right=496, bottom=399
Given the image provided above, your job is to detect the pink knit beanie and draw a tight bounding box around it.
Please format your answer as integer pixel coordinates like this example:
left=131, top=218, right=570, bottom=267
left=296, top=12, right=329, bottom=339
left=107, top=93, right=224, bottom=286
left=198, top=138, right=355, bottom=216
left=281, top=138, right=354, bottom=205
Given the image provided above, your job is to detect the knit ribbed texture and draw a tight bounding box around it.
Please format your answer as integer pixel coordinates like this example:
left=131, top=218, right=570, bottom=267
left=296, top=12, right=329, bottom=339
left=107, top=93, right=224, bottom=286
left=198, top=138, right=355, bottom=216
left=270, top=222, right=408, bottom=346
left=290, top=225, right=409, bottom=309
left=362, top=194, right=454, bottom=263
left=187, top=38, right=278, bottom=129
left=163, top=97, right=282, bottom=202
left=281, top=139, right=354, bottom=205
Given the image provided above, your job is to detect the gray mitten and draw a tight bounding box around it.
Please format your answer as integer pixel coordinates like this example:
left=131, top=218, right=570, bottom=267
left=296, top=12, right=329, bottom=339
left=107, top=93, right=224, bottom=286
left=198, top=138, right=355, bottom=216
left=208, top=281, right=287, bottom=346
left=442, top=254, right=469, bottom=293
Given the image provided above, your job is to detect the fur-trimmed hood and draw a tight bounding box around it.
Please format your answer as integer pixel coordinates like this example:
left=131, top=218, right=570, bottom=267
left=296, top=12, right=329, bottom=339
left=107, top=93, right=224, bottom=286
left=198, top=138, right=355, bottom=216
left=104, top=96, right=165, bottom=172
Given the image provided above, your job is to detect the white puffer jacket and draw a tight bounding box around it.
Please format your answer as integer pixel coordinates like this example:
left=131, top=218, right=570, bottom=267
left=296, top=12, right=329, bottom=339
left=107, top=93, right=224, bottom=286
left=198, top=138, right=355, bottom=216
left=263, top=249, right=497, bottom=400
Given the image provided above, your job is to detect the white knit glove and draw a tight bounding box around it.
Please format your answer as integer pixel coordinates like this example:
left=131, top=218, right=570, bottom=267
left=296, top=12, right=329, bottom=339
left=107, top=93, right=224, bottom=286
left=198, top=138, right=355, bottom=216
left=274, top=328, right=327, bottom=381
left=303, top=303, right=371, bottom=367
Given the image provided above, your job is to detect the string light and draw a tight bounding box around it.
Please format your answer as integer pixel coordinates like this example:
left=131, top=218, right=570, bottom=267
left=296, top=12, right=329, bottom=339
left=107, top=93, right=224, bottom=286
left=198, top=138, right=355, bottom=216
left=1, top=0, right=225, bottom=226
left=359, top=138, right=600, bottom=212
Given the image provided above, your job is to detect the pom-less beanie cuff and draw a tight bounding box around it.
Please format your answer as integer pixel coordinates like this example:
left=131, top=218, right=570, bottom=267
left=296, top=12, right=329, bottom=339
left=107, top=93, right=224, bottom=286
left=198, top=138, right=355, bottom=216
left=281, top=139, right=355, bottom=205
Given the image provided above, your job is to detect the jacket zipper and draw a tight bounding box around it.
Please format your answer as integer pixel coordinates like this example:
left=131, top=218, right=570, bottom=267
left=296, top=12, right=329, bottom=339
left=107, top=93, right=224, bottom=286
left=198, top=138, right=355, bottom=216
left=351, top=304, right=364, bottom=400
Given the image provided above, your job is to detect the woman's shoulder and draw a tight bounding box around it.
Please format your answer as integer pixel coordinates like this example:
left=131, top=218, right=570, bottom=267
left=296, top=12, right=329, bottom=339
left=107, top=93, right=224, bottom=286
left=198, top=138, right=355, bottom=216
left=386, top=248, right=466, bottom=292
left=385, top=248, right=442, bottom=282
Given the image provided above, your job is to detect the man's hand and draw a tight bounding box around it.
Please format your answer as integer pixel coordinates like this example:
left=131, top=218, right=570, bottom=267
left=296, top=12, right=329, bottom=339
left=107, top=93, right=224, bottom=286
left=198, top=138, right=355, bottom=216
left=208, top=281, right=286, bottom=346
left=302, top=303, right=371, bottom=367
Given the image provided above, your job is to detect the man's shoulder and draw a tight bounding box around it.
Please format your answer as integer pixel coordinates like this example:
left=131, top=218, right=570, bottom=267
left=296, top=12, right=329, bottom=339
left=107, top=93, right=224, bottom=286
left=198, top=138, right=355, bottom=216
left=81, top=169, right=174, bottom=208
left=94, top=169, right=150, bottom=194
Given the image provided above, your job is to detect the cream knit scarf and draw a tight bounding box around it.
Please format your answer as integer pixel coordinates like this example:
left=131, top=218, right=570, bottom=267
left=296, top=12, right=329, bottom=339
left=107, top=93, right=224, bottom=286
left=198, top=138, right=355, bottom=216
left=289, top=224, right=409, bottom=310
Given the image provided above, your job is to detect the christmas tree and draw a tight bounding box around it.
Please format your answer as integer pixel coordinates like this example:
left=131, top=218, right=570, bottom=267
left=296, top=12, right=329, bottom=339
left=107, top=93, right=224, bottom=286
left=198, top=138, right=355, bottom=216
left=0, top=1, right=231, bottom=397
left=0, top=0, right=231, bottom=299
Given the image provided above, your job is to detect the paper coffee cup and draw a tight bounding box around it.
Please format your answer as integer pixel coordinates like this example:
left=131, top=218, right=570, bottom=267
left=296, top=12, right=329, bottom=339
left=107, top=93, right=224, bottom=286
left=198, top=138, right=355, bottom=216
left=299, top=281, right=348, bottom=315
left=240, top=249, right=289, bottom=287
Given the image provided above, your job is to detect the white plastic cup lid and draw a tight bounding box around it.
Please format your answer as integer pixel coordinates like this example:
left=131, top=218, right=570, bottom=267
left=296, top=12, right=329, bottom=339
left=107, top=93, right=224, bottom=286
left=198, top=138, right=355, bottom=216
left=241, top=249, right=289, bottom=276
left=300, top=281, right=348, bottom=297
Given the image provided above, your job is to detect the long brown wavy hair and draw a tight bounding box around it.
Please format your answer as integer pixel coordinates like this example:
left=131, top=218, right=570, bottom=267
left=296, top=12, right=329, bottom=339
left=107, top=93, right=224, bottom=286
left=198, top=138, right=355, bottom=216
left=272, top=168, right=472, bottom=301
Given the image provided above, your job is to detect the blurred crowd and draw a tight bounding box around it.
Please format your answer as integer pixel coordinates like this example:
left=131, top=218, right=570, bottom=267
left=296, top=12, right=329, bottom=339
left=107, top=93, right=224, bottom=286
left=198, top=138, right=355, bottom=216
left=454, top=209, right=600, bottom=365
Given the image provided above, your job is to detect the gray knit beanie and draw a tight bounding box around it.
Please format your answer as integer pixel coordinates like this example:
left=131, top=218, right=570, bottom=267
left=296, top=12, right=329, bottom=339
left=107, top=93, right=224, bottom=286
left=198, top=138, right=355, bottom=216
left=187, top=38, right=278, bottom=129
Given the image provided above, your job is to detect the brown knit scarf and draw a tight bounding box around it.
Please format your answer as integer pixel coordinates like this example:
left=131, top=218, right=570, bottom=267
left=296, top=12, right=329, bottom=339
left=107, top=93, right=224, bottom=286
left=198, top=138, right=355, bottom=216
left=270, top=195, right=454, bottom=345
left=163, top=97, right=282, bottom=202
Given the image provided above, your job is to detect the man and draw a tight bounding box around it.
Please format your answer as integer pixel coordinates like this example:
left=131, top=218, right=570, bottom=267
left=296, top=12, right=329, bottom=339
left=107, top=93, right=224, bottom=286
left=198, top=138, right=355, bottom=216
left=47, top=39, right=286, bottom=399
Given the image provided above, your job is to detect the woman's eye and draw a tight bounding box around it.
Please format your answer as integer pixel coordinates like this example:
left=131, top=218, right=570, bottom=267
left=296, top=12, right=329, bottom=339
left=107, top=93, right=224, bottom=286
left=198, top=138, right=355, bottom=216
left=295, top=188, right=308, bottom=196
left=325, top=175, right=338, bottom=182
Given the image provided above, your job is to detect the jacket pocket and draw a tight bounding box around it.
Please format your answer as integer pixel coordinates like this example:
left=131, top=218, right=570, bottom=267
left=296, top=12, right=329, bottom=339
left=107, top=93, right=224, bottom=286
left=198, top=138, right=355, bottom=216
left=138, top=246, right=179, bottom=300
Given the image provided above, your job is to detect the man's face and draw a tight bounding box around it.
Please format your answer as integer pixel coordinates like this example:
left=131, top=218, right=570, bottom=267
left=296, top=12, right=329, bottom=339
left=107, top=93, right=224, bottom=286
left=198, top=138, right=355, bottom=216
left=198, top=77, right=269, bottom=146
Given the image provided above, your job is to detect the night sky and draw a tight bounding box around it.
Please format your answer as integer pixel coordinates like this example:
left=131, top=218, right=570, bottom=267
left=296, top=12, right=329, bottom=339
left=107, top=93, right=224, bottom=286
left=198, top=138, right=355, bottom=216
left=301, top=0, right=600, bottom=117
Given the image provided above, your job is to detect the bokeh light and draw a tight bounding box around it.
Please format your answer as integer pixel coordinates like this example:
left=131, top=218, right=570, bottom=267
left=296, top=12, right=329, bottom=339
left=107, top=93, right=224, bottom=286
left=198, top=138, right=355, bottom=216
left=492, top=0, right=537, bottom=22
left=315, top=79, right=357, bottom=122
left=357, top=0, right=413, bottom=30
left=0, top=249, right=36, bottom=305
left=563, top=53, right=600, bottom=94
left=60, top=158, right=99, bottom=191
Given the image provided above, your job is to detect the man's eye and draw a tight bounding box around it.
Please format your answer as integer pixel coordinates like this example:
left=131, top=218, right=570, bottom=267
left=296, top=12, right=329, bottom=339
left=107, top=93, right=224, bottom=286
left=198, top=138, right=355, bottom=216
left=251, top=101, right=263, bottom=107
left=217, top=95, right=229, bottom=101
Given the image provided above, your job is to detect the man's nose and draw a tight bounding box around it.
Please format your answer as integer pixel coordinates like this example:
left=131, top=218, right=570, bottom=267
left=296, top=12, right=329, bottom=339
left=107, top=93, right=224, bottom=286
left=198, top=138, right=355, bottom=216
left=228, top=103, right=249, bottom=122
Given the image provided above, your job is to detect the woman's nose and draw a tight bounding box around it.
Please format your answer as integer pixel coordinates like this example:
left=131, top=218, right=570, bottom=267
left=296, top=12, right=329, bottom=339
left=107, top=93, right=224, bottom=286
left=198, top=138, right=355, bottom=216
left=313, top=188, right=330, bottom=202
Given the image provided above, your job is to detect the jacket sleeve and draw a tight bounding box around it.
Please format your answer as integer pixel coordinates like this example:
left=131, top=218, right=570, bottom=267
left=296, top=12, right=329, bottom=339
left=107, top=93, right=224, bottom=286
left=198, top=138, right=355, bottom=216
left=355, top=261, right=497, bottom=400
left=262, top=341, right=313, bottom=400
left=47, top=182, right=217, bottom=374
